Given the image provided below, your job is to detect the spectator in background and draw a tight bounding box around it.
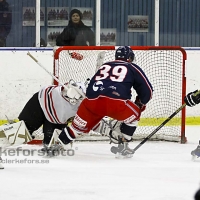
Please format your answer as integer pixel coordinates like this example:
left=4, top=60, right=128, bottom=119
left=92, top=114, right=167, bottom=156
left=0, top=0, right=12, bottom=47
left=56, top=9, right=95, bottom=46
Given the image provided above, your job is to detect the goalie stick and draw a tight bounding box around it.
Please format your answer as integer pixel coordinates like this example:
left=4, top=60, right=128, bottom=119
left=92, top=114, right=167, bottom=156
left=111, top=90, right=200, bottom=155
left=0, top=157, right=4, bottom=169
left=0, top=115, right=14, bottom=169
left=27, top=52, right=87, bottom=98
left=5, top=115, right=15, bottom=124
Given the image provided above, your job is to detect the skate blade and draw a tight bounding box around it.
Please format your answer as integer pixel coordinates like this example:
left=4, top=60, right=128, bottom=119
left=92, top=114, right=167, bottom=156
left=115, top=152, right=133, bottom=159
left=45, top=149, right=67, bottom=158
left=192, top=154, right=200, bottom=161
left=45, top=151, right=59, bottom=157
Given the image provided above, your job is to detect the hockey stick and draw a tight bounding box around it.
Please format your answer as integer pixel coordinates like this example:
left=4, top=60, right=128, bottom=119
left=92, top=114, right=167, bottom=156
left=112, top=90, right=200, bottom=155
left=27, top=52, right=86, bottom=98
left=5, top=115, right=15, bottom=124
left=131, top=103, right=186, bottom=153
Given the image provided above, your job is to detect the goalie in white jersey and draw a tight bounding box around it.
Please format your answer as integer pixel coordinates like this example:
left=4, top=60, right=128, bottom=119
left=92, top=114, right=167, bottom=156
left=18, top=80, right=86, bottom=146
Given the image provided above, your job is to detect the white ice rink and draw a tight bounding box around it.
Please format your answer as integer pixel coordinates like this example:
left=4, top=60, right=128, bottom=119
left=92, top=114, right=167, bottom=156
left=1, top=126, right=200, bottom=200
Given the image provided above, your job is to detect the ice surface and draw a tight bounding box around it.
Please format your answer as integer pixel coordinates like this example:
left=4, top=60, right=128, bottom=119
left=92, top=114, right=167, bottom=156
left=0, top=126, right=200, bottom=200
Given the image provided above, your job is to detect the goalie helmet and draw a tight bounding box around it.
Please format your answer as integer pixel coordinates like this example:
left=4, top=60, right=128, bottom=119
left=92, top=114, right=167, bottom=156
left=115, top=46, right=135, bottom=62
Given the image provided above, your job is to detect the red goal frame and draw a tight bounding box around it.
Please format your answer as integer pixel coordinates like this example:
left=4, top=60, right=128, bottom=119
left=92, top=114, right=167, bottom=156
left=53, top=46, right=187, bottom=143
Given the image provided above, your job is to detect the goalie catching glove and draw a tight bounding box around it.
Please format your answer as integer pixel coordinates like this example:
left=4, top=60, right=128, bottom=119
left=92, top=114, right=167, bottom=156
left=184, top=90, right=200, bottom=107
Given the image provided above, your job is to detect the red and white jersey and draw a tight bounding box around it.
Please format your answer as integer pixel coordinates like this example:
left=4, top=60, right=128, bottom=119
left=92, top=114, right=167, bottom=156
left=38, top=85, right=81, bottom=124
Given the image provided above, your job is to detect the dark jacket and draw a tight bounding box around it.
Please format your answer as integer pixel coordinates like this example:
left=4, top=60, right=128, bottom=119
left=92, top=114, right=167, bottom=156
left=0, top=0, right=12, bottom=39
left=56, top=20, right=95, bottom=46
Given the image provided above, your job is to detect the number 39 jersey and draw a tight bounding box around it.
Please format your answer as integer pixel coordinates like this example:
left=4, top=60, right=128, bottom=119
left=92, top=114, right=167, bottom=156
left=86, top=60, right=153, bottom=105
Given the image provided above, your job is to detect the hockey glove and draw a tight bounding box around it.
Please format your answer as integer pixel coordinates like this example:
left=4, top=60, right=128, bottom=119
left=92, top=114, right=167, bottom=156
left=184, top=90, right=200, bottom=107
left=135, top=96, right=146, bottom=112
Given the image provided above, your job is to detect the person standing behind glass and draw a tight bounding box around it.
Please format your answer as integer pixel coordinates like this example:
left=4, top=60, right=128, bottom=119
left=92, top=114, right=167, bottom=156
left=56, top=9, right=95, bottom=46
left=0, top=0, right=11, bottom=47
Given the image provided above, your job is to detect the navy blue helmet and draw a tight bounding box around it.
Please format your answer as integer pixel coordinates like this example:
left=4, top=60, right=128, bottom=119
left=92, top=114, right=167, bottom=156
left=115, top=46, right=135, bottom=62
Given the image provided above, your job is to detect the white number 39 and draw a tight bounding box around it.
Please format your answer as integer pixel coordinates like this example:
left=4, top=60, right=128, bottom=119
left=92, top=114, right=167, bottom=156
left=95, top=64, right=127, bottom=82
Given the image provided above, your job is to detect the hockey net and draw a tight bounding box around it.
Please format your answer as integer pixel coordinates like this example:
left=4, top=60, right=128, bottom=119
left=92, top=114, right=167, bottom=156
left=32, top=46, right=187, bottom=144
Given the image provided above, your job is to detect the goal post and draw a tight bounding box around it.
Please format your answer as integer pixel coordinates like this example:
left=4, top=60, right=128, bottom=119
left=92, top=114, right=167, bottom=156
left=52, top=46, right=187, bottom=143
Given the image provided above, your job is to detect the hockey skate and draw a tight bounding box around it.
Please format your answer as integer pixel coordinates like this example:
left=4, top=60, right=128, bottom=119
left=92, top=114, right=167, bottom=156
left=41, top=142, right=65, bottom=157
left=110, top=137, right=135, bottom=158
left=191, top=142, right=200, bottom=159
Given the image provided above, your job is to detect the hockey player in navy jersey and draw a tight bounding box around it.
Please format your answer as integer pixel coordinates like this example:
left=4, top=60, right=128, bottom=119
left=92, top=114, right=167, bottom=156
left=58, top=46, right=153, bottom=157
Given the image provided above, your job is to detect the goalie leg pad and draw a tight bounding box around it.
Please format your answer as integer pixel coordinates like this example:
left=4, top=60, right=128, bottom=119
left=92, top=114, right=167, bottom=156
left=94, top=118, right=137, bottom=144
left=0, top=121, right=32, bottom=147
left=93, top=118, right=121, bottom=144
left=106, top=120, right=138, bottom=144
left=93, top=117, right=114, bottom=135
